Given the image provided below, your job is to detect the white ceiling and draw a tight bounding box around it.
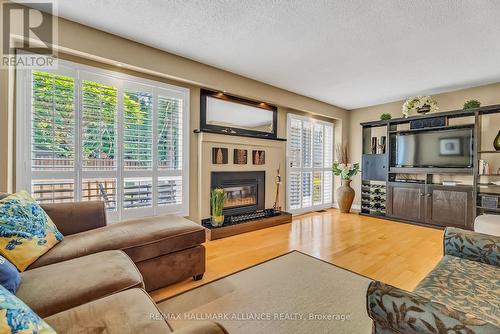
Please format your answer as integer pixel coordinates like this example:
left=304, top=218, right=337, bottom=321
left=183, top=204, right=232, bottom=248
left=49, top=0, right=500, bottom=109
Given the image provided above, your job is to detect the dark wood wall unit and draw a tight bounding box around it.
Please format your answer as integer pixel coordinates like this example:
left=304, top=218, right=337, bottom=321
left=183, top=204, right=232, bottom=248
left=361, top=104, right=500, bottom=230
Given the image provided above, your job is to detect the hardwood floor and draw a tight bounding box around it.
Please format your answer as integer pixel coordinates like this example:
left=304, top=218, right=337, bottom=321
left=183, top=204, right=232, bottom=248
left=151, top=209, right=443, bottom=302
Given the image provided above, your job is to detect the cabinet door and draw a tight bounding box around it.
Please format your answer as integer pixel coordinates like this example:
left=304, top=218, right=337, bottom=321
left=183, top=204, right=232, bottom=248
left=386, top=183, right=425, bottom=223
left=362, top=154, right=387, bottom=181
left=426, top=186, right=473, bottom=229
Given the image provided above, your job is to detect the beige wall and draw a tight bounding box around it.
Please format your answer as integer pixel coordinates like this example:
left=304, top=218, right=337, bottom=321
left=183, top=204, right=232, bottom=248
left=0, top=11, right=348, bottom=221
left=349, top=82, right=500, bottom=206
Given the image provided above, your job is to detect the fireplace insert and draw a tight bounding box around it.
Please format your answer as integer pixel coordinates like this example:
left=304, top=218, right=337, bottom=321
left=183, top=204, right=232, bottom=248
left=211, top=171, right=265, bottom=216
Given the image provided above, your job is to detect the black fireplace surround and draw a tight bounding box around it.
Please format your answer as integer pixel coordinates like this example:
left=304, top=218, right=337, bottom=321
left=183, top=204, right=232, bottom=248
left=211, top=171, right=265, bottom=216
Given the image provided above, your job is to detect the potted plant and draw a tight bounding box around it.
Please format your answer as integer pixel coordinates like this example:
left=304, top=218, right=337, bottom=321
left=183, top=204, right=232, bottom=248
left=380, top=113, right=392, bottom=120
left=463, top=99, right=481, bottom=110
left=402, top=96, right=438, bottom=118
left=332, top=144, right=360, bottom=213
left=210, top=187, right=225, bottom=227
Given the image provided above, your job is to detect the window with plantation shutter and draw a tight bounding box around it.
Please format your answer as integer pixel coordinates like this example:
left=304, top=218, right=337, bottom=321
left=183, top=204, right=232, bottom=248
left=286, top=114, right=333, bottom=213
left=17, top=58, right=189, bottom=221
left=30, top=70, right=75, bottom=203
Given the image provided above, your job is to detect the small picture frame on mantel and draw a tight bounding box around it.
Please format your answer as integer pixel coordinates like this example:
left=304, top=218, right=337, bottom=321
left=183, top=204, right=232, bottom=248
left=233, top=149, right=247, bottom=164
left=212, top=147, right=228, bottom=164
left=252, top=150, right=265, bottom=165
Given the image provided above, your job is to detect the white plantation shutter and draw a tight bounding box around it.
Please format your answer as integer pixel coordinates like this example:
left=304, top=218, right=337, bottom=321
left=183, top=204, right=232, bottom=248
left=17, top=58, right=189, bottom=221
left=302, top=171, right=312, bottom=208
left=313, top=124, right=324, bottom=168
left=123, top=91, right=153, bottom=170
left=324, top=125, right=333, bottom=169
left=157, top=94, right=184, bottom=208
left=81, top=80, right=117, bottom=171
left=289, top=118, right=302, bottom=168
left=323, top=171, right=333, bottom=204
left=288, top=172, right=301, bottom=210
left=158, top=96, right=183, bottom=170
left=80, top=79, right=119, bottom=213
left=302, top=121, right=312, bottom=168
left=30, top=70, right=76, bottom=203
left=287, top=114, right=333, bottom=213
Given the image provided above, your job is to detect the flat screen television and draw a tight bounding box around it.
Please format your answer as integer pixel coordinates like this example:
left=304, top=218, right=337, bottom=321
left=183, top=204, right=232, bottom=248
left=395, top=127, right=473, bottom=168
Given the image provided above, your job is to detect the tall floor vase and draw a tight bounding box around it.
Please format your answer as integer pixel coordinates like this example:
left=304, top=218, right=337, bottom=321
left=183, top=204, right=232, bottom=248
left=337, top=179, right=355, bottom=213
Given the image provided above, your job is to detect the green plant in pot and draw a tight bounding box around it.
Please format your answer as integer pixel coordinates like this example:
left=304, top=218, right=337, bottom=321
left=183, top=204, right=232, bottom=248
left=210, top=187, right=225, bottom=227
left=463, top=99, right=481, bottom=110
left=332, top=144, right=360, bottom=213
left=380, top=113, right=392, bottom=120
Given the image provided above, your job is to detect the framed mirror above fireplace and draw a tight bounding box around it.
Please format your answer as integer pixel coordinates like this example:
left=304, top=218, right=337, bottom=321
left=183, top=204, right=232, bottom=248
left=200, top=89, right=278, bottom=139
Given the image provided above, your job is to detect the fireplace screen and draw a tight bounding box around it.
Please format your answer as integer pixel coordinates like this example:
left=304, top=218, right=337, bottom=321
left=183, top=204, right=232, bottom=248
left=223, top=185, right=257, bottom=209
left=211, top=171, right=265, bottom=215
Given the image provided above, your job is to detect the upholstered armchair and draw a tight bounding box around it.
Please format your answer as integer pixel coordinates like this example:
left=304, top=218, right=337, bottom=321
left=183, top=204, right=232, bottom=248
left=367, top=227, right=499, bottom=334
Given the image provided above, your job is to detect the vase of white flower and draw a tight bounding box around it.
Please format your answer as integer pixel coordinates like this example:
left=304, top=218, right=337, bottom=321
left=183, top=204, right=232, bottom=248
left=402, top=96, right=438, bottom=118
left=337, top=179, right=355, bottom=213
left=332, top=161, right=360, bottom=213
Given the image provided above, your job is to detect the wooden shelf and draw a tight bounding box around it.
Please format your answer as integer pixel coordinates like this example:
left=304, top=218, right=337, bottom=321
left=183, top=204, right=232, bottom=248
left=476, top=206, right=500, bottom=213
left=360, top=104, right=500, bottom=127
left=390, top=167, right=473, bottom=174
left=388, top=124, right=473, bottom=134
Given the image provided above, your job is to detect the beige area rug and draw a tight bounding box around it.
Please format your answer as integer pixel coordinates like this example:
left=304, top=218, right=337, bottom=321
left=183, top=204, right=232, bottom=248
left=158, top=251, right=373, bottom=334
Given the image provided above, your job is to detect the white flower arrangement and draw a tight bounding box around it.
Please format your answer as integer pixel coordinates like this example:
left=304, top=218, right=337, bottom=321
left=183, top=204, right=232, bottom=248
left=402, top=96, right=438, bottom=118
left=332, top=162, right=360, bottom=180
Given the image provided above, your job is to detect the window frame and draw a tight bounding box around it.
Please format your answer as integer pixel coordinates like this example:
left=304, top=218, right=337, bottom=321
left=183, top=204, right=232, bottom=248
left=16, top=57, right=190, bottom=221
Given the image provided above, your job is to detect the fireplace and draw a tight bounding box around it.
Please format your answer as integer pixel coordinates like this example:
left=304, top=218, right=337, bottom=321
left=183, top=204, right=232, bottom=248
left=211, top=171, right=265, bottom=216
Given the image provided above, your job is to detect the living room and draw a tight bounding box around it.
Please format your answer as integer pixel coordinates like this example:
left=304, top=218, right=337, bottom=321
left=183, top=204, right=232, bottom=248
left=0, top=1, right=498, bottom=333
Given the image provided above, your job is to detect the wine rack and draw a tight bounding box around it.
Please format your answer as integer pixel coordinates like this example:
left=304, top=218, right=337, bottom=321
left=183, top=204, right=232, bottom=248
left=361, top=180, right=386, bottom=216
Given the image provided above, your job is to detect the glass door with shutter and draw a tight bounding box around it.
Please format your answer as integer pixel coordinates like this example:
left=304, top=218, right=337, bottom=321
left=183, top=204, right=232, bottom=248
left=286, top=114, right=333, bottom=214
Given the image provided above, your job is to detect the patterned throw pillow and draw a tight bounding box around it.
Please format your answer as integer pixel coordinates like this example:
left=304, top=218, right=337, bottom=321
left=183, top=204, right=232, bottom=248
left=0, top=191, right=63, bottom=271
left=0, top=285, right=56, bottom=334
left=0, top=255, right=20, bottom=294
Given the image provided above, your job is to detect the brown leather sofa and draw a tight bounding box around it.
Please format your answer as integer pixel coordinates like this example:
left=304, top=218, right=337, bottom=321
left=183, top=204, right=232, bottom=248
left=0, top=195, right=226, bottom=333
left=43, top=288, right=228, bottom=334
left=32, top=201, right=206, bottom=291
left=16, top=250, right=226, bottom=333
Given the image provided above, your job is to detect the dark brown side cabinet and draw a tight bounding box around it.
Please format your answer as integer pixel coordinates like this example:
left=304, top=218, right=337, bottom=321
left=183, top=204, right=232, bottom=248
left=386, top=182, right=473, bottom=229
left=386, top=183, right=426, bottom=223
left=425, top=185, right=474, bottom=228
